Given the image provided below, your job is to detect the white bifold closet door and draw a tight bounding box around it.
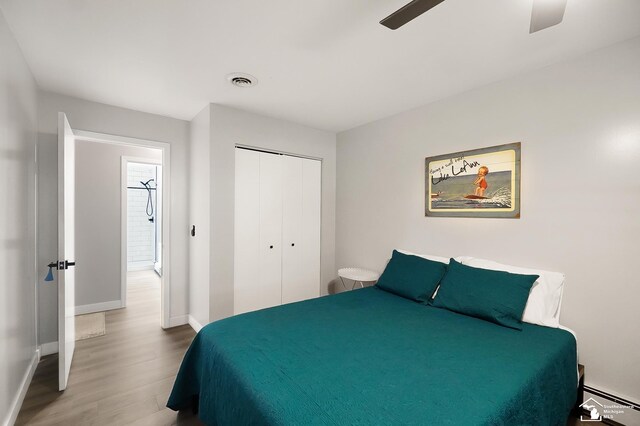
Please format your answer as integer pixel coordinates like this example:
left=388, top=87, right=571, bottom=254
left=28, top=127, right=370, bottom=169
left=257, top=152, right=283, bottom=309
left=234, top=148, right=321, bottom=315
left=281, top=155, right=321, bottom=304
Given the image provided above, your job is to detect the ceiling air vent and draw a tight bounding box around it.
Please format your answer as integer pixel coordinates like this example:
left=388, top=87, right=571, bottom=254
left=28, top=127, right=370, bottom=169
left=227, top=73, right=258, bottom=88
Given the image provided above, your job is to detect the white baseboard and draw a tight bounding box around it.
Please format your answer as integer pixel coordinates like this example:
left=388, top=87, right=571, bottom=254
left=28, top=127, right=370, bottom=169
left=167, top=314, right=205, bottom=333
left=75, top=300, right=123, bottom=315
left=40, top=341, right=59, bottom=356
left=188, top=315, right=204, bottom=333
left=167, top=315, right=188, bottom=328
left=4, top=348, right=40, bottom=426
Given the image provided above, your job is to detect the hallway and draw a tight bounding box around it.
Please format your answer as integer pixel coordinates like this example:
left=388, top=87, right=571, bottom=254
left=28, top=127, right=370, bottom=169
left=16, top=271, right=202, bottom=425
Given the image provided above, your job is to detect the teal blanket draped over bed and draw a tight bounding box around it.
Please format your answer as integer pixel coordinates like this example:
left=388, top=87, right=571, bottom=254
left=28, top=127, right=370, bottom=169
left=168, top=287, right=577, bottom=425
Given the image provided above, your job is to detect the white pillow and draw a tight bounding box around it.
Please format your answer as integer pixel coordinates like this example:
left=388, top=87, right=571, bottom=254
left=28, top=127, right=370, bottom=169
left=458, top=257, right=565, bottom=328
left=396, top=249, right=471, bottom=265
left=396, top=249, right=450, bottom=264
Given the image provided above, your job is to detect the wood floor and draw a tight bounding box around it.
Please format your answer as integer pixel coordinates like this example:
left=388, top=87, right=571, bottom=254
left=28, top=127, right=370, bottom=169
left=16, top=271, right=204, bottom=426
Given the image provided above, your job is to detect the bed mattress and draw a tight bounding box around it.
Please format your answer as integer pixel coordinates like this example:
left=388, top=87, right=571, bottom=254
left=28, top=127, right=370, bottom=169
left=168, top=287, right=577, bottom=425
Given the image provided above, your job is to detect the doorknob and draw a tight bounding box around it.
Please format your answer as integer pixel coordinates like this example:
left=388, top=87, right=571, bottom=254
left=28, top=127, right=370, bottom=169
left=44, top=260, right=76, bottom=281
left=269, top=245, right=274, bottom=249
left=54, top=260, right=75, bottom=270
left=291, top=243, right=295, bottom=246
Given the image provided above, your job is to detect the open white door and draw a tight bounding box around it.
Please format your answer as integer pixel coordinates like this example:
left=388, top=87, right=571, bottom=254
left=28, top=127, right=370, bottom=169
left=58, top=112, right=76, bottom=391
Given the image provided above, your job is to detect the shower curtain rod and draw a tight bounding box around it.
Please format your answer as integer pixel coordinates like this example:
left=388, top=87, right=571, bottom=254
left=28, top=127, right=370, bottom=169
left=127, top=186, right=157, bottom=190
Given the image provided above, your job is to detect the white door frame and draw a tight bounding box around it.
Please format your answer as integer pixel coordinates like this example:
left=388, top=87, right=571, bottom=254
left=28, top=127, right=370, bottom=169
left=73, top=130, right=172, bottom=329
left=121, top=156, right=163, bottom=309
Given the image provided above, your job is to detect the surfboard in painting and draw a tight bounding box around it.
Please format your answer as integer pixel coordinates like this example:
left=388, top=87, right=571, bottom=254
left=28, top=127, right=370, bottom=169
left=425, top=143, right=521, bottom=218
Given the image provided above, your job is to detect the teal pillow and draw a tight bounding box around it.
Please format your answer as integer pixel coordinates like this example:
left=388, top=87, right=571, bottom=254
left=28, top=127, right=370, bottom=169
left=375, top=250, right=447, bottom=303
left=432, top=259, right=538, bottom=330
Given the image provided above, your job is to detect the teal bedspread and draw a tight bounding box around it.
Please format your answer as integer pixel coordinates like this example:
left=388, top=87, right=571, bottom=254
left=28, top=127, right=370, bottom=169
left=168, top=288, right=577, bottom=425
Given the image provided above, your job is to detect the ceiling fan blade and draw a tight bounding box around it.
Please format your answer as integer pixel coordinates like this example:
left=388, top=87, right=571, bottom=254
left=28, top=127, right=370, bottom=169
left=380, top=0, right=447, bottom=30
left=530, top=0, right=568, bottom=33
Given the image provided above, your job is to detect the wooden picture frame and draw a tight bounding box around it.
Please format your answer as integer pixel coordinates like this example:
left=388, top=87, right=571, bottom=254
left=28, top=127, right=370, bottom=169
left=425, top=142, right=521, bottom=218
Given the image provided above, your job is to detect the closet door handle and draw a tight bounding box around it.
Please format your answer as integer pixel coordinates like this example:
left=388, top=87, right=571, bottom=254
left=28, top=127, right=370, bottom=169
left=291, top=243, right=295, bottom=247
left=269, top=245, right=274, bottom=249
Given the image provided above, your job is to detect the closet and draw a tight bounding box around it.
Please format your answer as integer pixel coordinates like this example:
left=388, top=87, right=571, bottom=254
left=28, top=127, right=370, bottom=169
left=234, top=147, right=321, bottom=315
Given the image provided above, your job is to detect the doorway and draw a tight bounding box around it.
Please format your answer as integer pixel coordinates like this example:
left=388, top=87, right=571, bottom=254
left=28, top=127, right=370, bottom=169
left=74, top=130, right=172, bottom=329
left=53, top=115, right=175, bottom=391
left=122, top=158, right=163, bottom=311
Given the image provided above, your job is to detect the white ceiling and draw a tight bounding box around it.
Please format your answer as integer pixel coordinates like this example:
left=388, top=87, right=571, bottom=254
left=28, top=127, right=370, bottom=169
left=2, top=0, right=640, bottom=132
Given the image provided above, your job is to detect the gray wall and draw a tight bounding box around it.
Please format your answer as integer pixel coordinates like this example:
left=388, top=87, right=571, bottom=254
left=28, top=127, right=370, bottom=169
left=0, top=9, right=38, bottom=424
left=336, top=37, right=640, bottom=402
left=188, top=105, right=210, bottom=328
left=37, top=91, right=190, bottom=344
left=205, top=104, right=337, bottom=321
left=75, top=140, right=161, bottom=308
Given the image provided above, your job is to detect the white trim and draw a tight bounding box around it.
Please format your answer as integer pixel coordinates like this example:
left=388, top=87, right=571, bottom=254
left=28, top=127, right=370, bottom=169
left=40, top=341, right=59, bottom=356
left=168, top=315, right=189, bottom=328
left=74, top=130, right=169, bottom=150
left=74, top=129, right=172, bottom=329
left=75, top=300, right=123, bottom=315
left=33, top=142, right=39, bottom=365
left=121, top=155, right=163, bottom=311
left=188, top=315, right=204, bottom=333
left=4, top=349, right=40, bottom=426
left=235, top=144, right=323, bottom=162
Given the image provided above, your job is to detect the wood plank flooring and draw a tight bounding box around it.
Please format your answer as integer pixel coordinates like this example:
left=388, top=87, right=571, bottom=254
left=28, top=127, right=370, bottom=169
left=16, top=271, right=204, bottom=426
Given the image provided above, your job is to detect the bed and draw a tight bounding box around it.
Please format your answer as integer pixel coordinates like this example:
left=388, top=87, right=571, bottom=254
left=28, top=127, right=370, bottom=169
left=167, top=286, right=577, bottom=425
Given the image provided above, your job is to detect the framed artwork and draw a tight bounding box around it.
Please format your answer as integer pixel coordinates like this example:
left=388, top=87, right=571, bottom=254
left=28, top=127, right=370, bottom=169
left=425, top=142, right=521, bottom=218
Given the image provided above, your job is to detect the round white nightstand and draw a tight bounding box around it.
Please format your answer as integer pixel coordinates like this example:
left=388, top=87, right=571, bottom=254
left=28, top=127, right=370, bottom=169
left=338, top=268, right=380, bottom=291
